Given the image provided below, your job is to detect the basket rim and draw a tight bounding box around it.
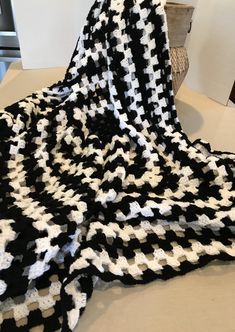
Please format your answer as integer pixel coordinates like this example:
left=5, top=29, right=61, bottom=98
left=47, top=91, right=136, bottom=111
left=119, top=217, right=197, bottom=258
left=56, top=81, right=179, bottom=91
left=165, top=2, right=194, bottom=9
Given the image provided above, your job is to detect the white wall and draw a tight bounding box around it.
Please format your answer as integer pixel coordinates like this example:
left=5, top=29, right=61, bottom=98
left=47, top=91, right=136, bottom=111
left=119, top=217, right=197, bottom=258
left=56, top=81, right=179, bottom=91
left=13, top=0, right=94, bottom=69
left=185, top=0, right=235, bottom=105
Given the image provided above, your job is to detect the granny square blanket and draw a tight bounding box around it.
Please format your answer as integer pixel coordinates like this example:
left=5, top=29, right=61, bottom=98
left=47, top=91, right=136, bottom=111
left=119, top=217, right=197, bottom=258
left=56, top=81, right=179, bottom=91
left=0, top=0, right=235, bottom=331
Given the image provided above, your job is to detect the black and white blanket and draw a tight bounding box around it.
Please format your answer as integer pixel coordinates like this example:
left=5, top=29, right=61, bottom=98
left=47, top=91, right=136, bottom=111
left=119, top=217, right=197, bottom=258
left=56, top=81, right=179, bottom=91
left=0, top=0, right=235, bottom=331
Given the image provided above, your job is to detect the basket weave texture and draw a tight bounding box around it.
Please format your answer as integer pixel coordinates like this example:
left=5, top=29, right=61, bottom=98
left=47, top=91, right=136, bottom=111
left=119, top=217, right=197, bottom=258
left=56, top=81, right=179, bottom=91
left=170, top=47, right=189, bottom=95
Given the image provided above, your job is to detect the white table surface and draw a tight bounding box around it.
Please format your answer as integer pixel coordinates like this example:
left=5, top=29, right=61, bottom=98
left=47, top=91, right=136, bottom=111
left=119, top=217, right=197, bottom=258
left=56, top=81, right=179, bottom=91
left=1, top=62, right=235, bottom=332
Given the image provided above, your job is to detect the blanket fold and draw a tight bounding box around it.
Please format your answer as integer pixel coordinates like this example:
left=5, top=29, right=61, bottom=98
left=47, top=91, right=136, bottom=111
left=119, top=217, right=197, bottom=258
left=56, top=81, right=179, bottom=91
left=0, top=0, right=235, bottom=331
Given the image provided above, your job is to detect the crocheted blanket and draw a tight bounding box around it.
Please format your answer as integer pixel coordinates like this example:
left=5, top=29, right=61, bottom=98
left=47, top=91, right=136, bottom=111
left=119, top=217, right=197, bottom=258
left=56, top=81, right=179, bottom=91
left=0, top=0, right=235, bottom=331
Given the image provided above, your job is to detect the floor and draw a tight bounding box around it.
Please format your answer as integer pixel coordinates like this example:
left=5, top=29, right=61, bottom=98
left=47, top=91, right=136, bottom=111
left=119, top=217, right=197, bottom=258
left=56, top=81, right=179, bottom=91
left=1, top=62, right=235, bottom=332
left=176, top=85, right=235, bottom=153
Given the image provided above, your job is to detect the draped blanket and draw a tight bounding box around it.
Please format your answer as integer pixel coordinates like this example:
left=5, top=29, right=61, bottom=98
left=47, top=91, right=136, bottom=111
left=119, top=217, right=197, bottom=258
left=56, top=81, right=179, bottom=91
left=1, top=0, right=235, bottom=331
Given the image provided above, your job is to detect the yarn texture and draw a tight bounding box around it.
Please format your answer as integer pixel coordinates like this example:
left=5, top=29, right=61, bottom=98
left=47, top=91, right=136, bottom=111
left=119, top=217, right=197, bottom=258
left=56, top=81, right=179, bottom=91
left=0, top=0, right=235, bottom=331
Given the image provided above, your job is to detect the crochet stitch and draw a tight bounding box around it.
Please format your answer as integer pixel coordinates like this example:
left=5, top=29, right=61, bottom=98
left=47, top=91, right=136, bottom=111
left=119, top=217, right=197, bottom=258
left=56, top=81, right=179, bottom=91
left=0, top=0, right=235, bottom=331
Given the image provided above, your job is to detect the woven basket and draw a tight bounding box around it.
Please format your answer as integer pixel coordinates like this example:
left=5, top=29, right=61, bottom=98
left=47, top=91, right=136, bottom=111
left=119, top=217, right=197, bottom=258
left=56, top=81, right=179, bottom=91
left=170, top=47, right=189, bottom=95
left=165, top=2, right=194, bottom=94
